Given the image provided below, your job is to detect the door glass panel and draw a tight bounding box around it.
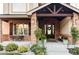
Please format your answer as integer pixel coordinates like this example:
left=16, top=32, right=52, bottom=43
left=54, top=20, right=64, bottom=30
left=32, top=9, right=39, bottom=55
left=44, top=24, right=55, bottom=39
left=52, top=25, right=55, bottom=34
left=47, top=25, right=52, bottom=35
left=44, top=24, right=46, bottom=34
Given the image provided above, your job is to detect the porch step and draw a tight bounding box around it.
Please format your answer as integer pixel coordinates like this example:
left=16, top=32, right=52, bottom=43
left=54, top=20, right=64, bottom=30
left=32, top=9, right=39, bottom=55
left=47, top=39, right=58, bottom=42
left=45, top=42, right=71, bottom=55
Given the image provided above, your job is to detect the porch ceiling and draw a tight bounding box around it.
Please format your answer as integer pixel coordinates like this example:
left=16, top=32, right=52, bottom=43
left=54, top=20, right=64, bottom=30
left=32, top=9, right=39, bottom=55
left=36, top=3, right=73, bottom=17
left=27, top=3, right=79, bottom=15
left=37, top=3, right=74, bottom=14
left=38, top=16, right=65, bottom=21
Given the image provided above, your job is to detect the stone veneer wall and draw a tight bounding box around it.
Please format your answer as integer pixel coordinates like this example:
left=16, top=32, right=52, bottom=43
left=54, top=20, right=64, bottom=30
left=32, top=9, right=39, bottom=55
left=31, top=13, right=38, bottom=43
left=60, top=12, right=79, bottom=36
left=60, top=16, right=72, bottom=36
left=60, top=12, right=79, bottom=44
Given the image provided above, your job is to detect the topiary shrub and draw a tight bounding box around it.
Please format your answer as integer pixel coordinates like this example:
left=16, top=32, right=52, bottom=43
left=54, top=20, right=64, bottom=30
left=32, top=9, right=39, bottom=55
left=0, top=44, right=3, bottom=51
left=5, top=43, right=18, bottom=52
left=17, top=46, right=29, bottom=53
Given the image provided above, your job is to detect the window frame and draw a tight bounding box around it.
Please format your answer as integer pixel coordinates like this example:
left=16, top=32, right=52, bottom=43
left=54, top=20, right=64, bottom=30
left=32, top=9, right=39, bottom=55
left=13, top=23, right=29, bottom=36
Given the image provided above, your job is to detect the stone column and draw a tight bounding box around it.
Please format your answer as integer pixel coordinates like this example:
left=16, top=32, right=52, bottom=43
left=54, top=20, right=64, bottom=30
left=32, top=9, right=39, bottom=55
left=0, top=19, right=2, bottom=42
left=71, top=13, right=79, bottom=44
left=31, top=13, right=38, bottom=43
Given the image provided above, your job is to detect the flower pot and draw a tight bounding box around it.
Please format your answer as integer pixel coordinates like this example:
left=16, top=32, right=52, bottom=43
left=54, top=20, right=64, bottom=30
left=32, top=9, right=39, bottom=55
left=63, top=39, right=68, bottom=45
left=38, top=39, right=47, bottom=47
left=44, top=39, right=47, bottom=44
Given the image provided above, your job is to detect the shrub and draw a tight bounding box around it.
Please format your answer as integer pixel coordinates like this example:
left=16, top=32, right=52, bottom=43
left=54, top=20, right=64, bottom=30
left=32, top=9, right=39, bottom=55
left=71, top=27, right=79, bottom=44
left=30, top=44, right=46, bottom=55
left=18, top=46, right=29, bottom=53
left=30, top=44, right=39, bottom=52
left=68, top=47, right=79, bottom=55
left=34, top=47, right=46, bottom=55
left=5, top=43, right=18, bottom=52
left=0, top=44, right=3, bottom=51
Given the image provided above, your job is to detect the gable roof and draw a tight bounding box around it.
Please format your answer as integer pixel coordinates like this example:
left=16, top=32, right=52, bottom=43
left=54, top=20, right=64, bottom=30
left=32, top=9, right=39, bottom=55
left=26, top=3, right=79, bottom=15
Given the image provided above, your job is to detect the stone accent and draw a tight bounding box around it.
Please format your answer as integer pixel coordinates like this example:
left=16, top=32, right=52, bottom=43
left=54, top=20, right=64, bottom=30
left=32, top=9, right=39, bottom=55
left=31, top=13, right=38, bottom=43
left=72, top=12, right=79, bottom=27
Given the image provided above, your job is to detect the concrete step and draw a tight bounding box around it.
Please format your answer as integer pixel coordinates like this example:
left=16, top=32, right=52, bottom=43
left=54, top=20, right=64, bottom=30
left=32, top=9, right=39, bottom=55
left=47, top=51, right=71, bottom=55
left=45, top=42, right=70, bottom=55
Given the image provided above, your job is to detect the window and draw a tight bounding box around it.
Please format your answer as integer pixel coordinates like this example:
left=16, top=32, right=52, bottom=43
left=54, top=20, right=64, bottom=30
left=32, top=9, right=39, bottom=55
left=10, top=3, right=29, bottom=14
left=13, top=24, right=29, bottom=36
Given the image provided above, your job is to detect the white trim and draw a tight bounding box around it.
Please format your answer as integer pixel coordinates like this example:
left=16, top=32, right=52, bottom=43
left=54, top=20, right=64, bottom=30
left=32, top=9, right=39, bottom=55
left=60, top=3, right=79, bottom=13
left=0, top=14, right=28, bottom=18
left=26, top=3, right=79, bottom=15
left=26, top=3, right=51, bottom=15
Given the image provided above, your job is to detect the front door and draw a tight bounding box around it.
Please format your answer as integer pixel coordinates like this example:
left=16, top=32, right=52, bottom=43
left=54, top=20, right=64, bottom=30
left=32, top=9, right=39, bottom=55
left=44, top=24, right=55, bottom=40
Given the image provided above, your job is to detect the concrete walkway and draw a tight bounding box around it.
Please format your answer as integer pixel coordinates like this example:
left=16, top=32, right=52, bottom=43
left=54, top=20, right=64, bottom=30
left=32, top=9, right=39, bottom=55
left=45, top=42, right=71, bottom=55
left=0, top=41, right=71, bottom=55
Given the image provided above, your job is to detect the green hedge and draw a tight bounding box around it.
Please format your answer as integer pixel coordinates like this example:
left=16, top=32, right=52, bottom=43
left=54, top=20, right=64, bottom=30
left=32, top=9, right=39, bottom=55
left=68, top=47, right=79, bottom=55
left=0, top=44, right=3, bottom=51
left=30, top=44, right=46, bottom=55
left=18, top=46, right=29, bottom=53
left=5, top=43, right=18, bottom=52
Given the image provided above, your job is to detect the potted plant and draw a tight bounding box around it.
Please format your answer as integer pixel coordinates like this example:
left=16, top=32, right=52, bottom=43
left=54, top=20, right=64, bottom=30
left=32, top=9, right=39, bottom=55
left=34, top=28, right=47, bottom=54
left=34, top=28, right=47, bottom=47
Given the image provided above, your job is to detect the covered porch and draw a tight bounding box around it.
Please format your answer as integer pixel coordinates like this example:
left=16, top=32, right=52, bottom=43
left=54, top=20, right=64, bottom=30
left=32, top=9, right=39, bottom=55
left=30, top=3, right=79, bottom=43
left=0, top=3, right=79, bottom=43
left=0, top=14, right=31, bottom=42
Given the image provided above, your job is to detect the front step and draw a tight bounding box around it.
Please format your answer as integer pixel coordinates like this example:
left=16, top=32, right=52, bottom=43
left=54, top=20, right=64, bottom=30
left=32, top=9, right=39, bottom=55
left=45, top=42, right=70, bottom=55
left=47, top=39, right=58, bottom=42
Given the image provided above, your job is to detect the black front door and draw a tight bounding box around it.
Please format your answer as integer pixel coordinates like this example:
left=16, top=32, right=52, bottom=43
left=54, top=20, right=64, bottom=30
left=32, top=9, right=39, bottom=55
left=44, top=24, right=55, bottom=39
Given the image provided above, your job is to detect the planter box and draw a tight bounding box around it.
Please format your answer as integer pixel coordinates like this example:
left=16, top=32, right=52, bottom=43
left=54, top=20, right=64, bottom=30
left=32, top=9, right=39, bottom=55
left=0, top=51, right=34, bottom=55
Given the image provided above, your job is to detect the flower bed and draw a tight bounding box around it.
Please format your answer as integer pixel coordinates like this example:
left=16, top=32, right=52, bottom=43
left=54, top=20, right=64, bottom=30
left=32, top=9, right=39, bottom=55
left=0, top=43, right=32, bottom=55
left=0, top=42, right=46, bottom=55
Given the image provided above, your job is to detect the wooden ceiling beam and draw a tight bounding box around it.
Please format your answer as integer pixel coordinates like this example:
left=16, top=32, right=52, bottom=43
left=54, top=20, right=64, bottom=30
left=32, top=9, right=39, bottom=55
left=37, top=13, right=72, bottom=17
left=56, top=7, right=63, bottom=14
left=47, top=7, right=54, bottom=14
left=54, top=5, right=56, bottom=14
